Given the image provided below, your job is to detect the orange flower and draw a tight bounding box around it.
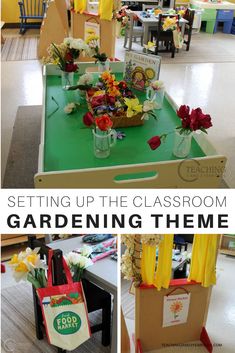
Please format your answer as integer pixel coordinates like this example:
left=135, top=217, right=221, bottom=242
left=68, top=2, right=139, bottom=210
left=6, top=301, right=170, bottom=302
left=95, top=115, right=113, bottom=131
left=170, top=301, right=183, bottom=314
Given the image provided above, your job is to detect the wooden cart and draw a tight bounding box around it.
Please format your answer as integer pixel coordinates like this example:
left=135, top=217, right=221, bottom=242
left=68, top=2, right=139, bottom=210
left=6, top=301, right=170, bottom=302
left=34, top=62, right=226, bottom=188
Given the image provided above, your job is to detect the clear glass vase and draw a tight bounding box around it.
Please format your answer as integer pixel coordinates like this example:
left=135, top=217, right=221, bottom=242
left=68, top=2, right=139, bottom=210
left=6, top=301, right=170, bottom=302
left=98, top=59, right=110, bottom=73
left=146, top=87, right=165, bottom=109
left=173, top=129, right=193, bottom=158
left=61, top=71, right=74, bottom=90
left=93, top=128, right=117, bottom=159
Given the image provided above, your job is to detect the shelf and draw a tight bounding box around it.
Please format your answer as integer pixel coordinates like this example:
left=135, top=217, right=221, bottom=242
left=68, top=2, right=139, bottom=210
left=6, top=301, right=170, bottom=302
left=1, top=234, right=45, bottom=247
left=1, top=235, right=46, bottom=261
left=219, top=234, right=235, bottom=257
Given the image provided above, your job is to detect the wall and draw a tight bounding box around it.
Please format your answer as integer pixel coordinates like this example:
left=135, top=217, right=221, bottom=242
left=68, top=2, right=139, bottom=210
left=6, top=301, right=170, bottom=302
left=2, top=0, right=20, bottom=23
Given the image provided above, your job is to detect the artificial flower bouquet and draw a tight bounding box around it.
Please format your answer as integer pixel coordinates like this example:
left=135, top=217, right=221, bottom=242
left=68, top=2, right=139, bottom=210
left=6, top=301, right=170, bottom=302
left=43, top=37, right=89, bottom=72
left=83, top=71, right=157, bottom=128
left=9, top=245, right=93, bottom=288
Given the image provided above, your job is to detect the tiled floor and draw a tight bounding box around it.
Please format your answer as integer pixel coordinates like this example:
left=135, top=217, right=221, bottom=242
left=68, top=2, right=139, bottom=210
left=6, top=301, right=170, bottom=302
left=1, top=30, right=235, bottom=186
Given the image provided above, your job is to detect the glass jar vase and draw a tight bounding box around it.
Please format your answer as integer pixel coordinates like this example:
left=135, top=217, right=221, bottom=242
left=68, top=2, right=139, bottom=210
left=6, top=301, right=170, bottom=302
left=173, top=129, right=193, bottom=158
left=98, top=59, right=110, bottom=73
left=61, top=71, right=74, bottom=90
left=93, top=128, right=117, bottom=159
left=146, top=87, right=165, bottom=109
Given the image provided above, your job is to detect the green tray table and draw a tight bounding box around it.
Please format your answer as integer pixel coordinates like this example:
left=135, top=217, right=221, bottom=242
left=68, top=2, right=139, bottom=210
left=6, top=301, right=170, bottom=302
left=35, top=62, right=226, bottom=188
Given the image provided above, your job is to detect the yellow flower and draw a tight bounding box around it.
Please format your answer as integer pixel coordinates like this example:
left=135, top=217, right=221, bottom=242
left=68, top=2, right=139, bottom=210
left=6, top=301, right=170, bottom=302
left=178, top=10, right=186, bottom=17
left=9, top=254, right=19, bottom=265
left=93, top=90, right=106, bottom=97
left=86, top=28, right=96, bottom=35
left=124, top=98, right=143, bottom=118
left=15, top=262, right=29, bottom=273
left=162, top=17, right=177, bottom=31
left=52, top=57, right=60, bottom=66
left=27, top=254, right=39, bottom=266
left=147, top=41, right=155, bottom=49
left=86, top=34, right=99, bottom=44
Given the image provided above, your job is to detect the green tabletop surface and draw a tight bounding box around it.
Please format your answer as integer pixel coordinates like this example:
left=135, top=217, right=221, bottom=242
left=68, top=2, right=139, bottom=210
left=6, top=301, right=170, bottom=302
left=44, top=72, right=206, bottom=172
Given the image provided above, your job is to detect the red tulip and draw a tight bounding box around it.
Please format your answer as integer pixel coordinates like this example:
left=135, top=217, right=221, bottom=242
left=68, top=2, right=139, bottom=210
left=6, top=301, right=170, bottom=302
left=147, top=136, right=161, bottom=150
left=83, top=112, right=95, bottom=127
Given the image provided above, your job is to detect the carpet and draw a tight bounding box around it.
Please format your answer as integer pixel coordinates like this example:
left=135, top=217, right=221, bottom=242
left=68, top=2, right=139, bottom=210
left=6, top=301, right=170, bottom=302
left=1, top=36, right=39, bottom=61
left=1, top=283, right=110, bottom=353
left=3, top=105, right=42, bottom=188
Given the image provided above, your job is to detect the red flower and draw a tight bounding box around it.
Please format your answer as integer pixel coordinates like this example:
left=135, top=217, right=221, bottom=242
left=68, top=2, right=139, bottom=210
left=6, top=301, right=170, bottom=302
left=83, top=112, right=95, bottom=127
left=198, top=113, right=212, bottom=129
left=189, top=108, right=201, bottom=131
left=177, top=105, right=190, bottom=119
left=91, top=95, right=106, bottom=108
left=119, top=81, right=127, bottom=90
left=106, top=95, right=116, bottom=105
left=147, top=136, right=161, bottom=150
left=65, top=52, right=73, bottom=62
left=65, top=63, right=78, bottom=72
left=95, top=115, right=113, bottom=131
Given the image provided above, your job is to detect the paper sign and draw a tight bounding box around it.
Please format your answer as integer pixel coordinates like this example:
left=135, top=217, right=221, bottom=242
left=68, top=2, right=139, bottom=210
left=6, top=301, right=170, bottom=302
left=124, top=51, right=161, bottom=91
left=84, top=21, right=100, bottom=47
left=163, top=293, right=191, bottom=327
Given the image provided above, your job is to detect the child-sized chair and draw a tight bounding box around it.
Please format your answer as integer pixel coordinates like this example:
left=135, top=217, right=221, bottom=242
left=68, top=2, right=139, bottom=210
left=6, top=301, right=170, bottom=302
left=214, top=10, right=234, bottom=34
left=201, top=9, right=217, bottom=34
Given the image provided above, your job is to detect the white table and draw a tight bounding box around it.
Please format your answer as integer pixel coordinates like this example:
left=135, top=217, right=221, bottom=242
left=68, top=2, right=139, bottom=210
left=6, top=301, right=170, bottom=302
left=49, top=236, right=117, bottom=353
left=133, top=11, right=188, bottom=44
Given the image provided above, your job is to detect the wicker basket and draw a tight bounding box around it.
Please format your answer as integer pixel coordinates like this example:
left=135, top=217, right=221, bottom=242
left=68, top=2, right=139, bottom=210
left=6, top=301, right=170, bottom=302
left=86, top=93, right=145, bottom=128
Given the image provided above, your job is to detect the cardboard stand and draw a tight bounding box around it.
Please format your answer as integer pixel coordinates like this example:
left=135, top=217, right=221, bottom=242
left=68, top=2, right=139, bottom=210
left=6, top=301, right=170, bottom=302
left=71, top=11, right=116, bottom=60
left=122, top=235, right=220, bottom=353
left=38, top=0, right=69, bottom=59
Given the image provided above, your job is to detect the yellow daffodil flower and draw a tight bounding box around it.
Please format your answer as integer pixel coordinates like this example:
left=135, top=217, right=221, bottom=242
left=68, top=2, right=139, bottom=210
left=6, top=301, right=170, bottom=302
left=27, top=254, right=39, bottom=266
left=9, top=254, right=19, bottom=265
left=124, top=98, right=143, bottom=118
left=15, top=262, right=29, bottom=273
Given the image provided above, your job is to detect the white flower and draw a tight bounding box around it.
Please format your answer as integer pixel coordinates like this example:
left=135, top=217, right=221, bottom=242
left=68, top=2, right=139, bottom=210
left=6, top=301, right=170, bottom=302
left=65, top=252, right=92, bottom=269
left=70, top=38, right=87, bottom=51
left=77, top=73, right=93, bottom=86
left=65, top=252, right=81, bottom=266
left=80, top=245, right=92, bottom=257
left=151, top=80, right=164, bottom=91
left=63, top=37, right=73, bottom=46
left=143, top=100, right=157, bottom=112
left=64, top=102, right=76, bottom=114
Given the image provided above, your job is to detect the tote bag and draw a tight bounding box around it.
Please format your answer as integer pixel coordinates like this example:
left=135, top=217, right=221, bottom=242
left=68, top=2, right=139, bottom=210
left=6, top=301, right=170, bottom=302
left=37, top=251, right=91, bottom=350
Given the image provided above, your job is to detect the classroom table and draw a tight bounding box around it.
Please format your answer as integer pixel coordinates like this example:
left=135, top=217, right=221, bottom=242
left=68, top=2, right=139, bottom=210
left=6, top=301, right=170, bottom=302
left=132, top=11, right=188, bottom=44
left=34, top=61, right=226, bottom=188
left=49, top=236, right=117, bottom=353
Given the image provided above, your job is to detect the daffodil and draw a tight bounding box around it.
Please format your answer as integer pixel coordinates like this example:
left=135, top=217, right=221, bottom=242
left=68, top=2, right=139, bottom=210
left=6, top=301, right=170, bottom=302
left=162, top=16, right=177, bottom=31
left=9, top=247, right=47, bottom=288
left=147, top=41, right=155, bottom=49
left=124, top=98, right=143, bottom=118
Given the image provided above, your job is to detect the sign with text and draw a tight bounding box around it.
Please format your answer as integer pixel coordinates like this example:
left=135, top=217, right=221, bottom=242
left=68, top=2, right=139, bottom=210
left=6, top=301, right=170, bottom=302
left=0, top=189, right=234, bottom=233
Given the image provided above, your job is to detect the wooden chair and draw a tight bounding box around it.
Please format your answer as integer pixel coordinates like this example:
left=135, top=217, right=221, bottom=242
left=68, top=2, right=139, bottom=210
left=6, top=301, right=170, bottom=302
left=18, top=0, right=47, bottom=34
left=150, top=14, right=179, bottom=58
left=124, top=10, right=144, bottom=51
left=183, top=8, right=195, bottom=51
left=28, top=235, right=112, bottom=352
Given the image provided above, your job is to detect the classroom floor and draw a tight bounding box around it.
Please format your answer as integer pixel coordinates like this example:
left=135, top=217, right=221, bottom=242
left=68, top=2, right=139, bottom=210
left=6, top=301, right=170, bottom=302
left=1, top=29, right=235, bottom=186
left=122, top=253, right=235, bottom=353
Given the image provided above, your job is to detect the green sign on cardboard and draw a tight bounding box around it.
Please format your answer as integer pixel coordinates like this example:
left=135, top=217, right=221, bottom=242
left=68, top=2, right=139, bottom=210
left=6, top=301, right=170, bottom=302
left=53, top=311, right=81, bottom=335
